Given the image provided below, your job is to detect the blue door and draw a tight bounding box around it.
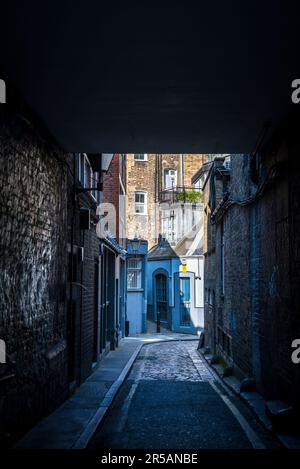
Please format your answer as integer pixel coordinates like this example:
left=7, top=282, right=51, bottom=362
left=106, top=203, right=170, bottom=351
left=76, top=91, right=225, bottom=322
left=180, top=277, right=191, bottom=326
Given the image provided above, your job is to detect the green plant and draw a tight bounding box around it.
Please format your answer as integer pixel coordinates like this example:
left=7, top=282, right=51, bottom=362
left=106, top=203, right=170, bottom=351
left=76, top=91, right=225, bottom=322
left=177, top=190, right=202, bottom=203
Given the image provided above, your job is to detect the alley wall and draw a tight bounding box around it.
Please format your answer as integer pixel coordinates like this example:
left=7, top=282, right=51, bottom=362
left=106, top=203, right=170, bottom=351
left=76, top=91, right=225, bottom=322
left=0, top=105, right=69, bottom=444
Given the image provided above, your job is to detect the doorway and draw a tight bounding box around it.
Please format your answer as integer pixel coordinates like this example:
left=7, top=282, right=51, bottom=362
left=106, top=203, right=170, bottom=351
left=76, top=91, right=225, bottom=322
left=93, top=258, right=100, bottom=364
left=179, top=277, right=191, bottom=326
left=155, top=273, right=168, bottom=323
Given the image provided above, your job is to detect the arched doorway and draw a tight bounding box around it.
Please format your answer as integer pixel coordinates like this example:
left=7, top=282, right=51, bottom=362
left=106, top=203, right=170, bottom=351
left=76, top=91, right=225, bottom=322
left=155, top=273, right=168, bottom=324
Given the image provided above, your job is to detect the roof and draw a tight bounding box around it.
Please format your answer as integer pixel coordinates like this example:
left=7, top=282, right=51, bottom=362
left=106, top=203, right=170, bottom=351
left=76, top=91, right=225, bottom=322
left=102, top=236, right=127, bottom=258
left=148, top=238, right=179, bottom=260
left=191, top=161, right=213, bottom=185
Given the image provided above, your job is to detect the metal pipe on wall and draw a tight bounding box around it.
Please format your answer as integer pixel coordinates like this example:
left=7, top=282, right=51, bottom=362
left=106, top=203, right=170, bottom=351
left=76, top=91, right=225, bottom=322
left=179, top=153, right=184, bottom=189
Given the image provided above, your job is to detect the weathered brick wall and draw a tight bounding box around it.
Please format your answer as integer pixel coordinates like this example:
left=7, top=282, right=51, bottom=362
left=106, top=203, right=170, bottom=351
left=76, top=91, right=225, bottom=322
left=288, top=135, right=300, bottom=407
left=73, top=173, right=103, bottom=383
left=204, top=141, right=300, bottom=407
left=159, top=154, right=206, bottom=190
left=126, top=154, right=207, bottom=248
left=126, top=154, right=158, bottom=248
left=182, top=154, right=207, bottom=187
left=102, top=154, right=121, bottom=241
left=215, top=156, right=253, bottom=376
left=203, top=177, right=216, bottom=352
left=0, top=108, right=69, bottom=444
left=203, top=158, right=225, bottom=354
left=252, top=130, right=300, bottom=405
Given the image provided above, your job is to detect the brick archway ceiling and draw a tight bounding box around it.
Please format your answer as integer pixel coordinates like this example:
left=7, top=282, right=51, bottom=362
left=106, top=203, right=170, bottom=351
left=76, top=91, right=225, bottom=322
left=1, top=1, right=299, bottom=153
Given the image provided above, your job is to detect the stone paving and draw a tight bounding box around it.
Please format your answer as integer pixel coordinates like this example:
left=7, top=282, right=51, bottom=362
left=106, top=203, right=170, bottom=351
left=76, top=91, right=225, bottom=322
left=15, top=338, right=143, bottom=448
left=15, top=334, right=280, bottom=450
left=131, top=341, right=214, bottom=382
left=89, top=341, right=280, bottom=449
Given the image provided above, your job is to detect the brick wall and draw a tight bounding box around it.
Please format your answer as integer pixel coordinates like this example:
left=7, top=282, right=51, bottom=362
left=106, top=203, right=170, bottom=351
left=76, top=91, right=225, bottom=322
left=0, top=106, right=69, bottom=445
left=215, top=156, right=253, bottom=376
left=251, top=127, right=300, bottom=404
left=182, top=154, right=208, bottom=187
left=126, top=154, right=207, bottom=248
left=0, top=110, right=109, bottom=443
left=204, top=137, right=300, bottom=408
left=102, top=154, right=121, bottom=241
left=71, top=159, right=105, bottom=384
left=203, top=158, right=224, bottom=353
left=126, top=154, right=158, bottom=248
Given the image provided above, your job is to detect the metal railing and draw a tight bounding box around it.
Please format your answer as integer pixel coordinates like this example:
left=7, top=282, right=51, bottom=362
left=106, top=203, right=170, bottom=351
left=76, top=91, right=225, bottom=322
left=158, top=186, right=202, bottom=204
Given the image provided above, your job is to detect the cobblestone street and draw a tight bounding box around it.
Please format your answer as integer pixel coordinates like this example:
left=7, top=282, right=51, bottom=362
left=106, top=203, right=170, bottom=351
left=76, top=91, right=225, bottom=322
left=132, top=341, right=214, bottom=382
left=89, top=341, right=280, bottom=449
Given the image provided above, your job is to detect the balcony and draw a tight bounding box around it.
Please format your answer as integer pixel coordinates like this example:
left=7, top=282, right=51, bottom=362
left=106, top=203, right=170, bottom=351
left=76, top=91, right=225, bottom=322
left=158, top=186, right=203, bottom=204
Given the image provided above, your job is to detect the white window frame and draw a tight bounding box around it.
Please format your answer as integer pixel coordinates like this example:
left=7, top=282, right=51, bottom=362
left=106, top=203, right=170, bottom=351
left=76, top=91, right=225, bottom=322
left=134, top=191, right=147, bottom=215
left=164, top=168, right=177, bottom=189
left=127, top=258, right=143, bottom=290
left=134, top=154, right=148, bottom=161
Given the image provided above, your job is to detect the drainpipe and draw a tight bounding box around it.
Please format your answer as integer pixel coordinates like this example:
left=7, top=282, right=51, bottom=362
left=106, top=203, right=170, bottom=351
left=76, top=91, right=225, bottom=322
left=179, top=154, right=184, bottom=189
left=180, top=154, right=184, bottom=238
left=154, top=154, right=158, bottom=242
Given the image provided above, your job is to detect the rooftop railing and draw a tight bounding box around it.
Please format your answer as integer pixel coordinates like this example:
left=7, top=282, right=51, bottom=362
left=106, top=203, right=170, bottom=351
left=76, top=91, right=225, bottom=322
left=159, top=186, right=203, bottom=204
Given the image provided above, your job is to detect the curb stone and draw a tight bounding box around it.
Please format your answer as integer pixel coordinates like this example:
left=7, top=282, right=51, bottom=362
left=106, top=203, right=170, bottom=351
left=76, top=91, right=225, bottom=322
left=198, top=349, right=300, bottom=449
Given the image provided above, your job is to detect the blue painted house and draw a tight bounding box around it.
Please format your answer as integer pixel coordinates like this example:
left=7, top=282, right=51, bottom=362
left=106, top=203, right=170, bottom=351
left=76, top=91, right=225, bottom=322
left=147, top=221, right=204, bottom=335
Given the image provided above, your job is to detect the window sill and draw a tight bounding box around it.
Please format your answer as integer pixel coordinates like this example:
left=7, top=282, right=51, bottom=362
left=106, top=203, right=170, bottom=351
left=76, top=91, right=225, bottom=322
left=127, top=288, right=144, bottom=292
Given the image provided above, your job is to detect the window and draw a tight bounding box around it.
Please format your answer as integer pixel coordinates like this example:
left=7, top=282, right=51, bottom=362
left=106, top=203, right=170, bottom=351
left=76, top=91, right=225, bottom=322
left=161, top=211, right=176, bottom=244
left=164, top=169, right=177, bottom=189
left=134, top=154, right=148, bottom=161
left=83, top=155, right=89, bottom=188
left=223, top=155, right=231, bottom=170
left=77, top=154, right=100, bottom=202
left=92, top=171, right=98, bottom=201
left=77, top=153, right=85, bottom=184
left=135, top=191, right=147, bottom=214
left=127, top=258, right=142, bottom=289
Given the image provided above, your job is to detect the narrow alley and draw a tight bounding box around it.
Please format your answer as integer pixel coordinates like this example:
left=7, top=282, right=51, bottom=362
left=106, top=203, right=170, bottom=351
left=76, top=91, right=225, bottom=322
left=1, top=2, right=300, bottom=466
left=89, top=340, right=279, bottom=450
